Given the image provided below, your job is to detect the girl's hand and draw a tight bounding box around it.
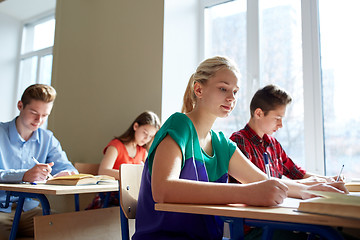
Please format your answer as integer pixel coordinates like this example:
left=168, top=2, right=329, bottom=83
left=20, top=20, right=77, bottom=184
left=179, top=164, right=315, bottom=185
left=300, top=182, right=349, bottom=199
left=297, top=176, right=331, bottom=185
left=296, top=176, right=344, bottom=186
left=244, top=179, right=288, bottom=206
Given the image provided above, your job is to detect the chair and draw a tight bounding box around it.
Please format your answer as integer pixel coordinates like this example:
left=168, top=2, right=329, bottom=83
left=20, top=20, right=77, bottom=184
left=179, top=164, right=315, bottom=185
left=119, top=164, right=144, bottom=240
left=74, top=162, right=100, bottom=175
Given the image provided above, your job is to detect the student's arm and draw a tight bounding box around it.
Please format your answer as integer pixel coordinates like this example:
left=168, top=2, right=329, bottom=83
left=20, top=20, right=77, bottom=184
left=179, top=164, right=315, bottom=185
left=98, top=146, right=120, bottom=180
left=281, top=178, right=348, bottom=199
left=151, top=135, right=288, bottom=206
left=228, top=148, right=348, bottom=199
left=302, top=172, right=341, bottom=182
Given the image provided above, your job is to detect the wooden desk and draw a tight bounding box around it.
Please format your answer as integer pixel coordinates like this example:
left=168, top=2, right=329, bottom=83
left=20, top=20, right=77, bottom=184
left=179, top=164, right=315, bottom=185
left=0, top=182, right=119, bottom=240
left=0, top=182, right=118, bottom=195
left=155, top=201, right=360, bottom=240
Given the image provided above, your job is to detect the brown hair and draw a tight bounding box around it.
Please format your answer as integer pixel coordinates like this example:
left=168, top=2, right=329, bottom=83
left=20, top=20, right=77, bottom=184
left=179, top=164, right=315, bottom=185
left=115, top=111, right=161, bottom=148
left=21, top=84, right=57, bottom=108
left=250, top=84, right=292, bottom=117
left=181, top=56, right=240, bottom=113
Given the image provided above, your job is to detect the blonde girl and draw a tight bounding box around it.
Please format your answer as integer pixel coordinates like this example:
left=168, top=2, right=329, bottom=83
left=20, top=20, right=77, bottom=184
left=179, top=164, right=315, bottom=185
left=133, top=56, right=346, bottom=240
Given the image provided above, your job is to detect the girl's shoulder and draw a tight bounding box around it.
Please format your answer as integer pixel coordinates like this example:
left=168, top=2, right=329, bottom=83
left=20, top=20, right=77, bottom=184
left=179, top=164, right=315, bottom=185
left=159, top=112, right=195, bottom=139
left=164, top=112, right=193, bottom=129
left=108, top=138, right=124, bottom=147
left=166, top=112, right=191, bottom=124
left=103, top=138, right=125, bottom=154
left=148, top=113, right=195, bottom=154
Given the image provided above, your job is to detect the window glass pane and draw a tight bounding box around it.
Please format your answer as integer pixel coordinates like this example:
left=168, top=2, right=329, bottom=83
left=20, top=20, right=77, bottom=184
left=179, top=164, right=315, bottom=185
left=259, top=0, right=305, bottom=167
left=18, top=57, right=38, bottom=98
left=319, top=0, right=360, bottom=180
left=204, top=0, right=248, bottom=137
left=22, top=17, right=55, bottom=53
left=39, top=54, right=53, bottom=85
left=34, top=18, right=55, bottom=51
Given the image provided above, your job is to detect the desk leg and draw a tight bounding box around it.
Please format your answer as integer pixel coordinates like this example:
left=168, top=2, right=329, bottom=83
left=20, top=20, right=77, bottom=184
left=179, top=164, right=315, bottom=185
left=36, top=193, right=51, bottom=215
left=74, top=194, right=80, bottom=211
left=261, top=225, right=274, bottom=240
left=9, top=195, right=25, bottom=240
left=221, top=217, right=245, bottom=240
left=120, top=208, right=130, bottom=240
left=103, top=192, right=111, bottom=208
left=7, top=191, right=51, bottom=240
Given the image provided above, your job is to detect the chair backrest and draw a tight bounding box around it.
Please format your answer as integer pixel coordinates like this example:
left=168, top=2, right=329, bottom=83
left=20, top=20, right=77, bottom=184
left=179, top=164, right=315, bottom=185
left=74, top=162, right=100, bottom=175
left=119, top=164, right=144, bottom=219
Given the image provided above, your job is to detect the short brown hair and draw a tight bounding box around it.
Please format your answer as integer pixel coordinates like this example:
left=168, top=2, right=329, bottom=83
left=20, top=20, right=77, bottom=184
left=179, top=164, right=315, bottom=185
left=21, top=84, right=57, bottom=108
left=250, top=84, right=292, bottom=117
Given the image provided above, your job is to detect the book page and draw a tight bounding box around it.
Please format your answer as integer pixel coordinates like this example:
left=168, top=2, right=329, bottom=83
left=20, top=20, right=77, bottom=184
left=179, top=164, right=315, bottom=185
left=49, top=174, right=94, bottom=180
left=278, top=197, right=301, bottom=208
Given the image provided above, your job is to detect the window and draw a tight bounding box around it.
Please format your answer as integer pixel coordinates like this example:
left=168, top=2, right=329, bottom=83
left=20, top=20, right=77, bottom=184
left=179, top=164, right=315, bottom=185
left=203, top=0, right=360, bottom=178
left=17, top=15, right=55, bottom=100
left=259, top=0, right=304, bottom=166
left=204, top=0, right=249, bottom=138
left=319, top=0, right=360, bottom=180
left=205, top=0, right=305, bottom=167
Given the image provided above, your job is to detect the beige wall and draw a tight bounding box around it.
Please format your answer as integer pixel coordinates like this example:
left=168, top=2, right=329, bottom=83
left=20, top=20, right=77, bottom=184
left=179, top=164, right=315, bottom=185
left=49, top=0, right=164, bottom=165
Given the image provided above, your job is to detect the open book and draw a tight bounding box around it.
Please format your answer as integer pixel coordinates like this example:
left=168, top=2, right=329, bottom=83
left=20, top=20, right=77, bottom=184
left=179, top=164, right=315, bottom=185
left=46, top=174, right=116, bottom=186
left=297, top=190, right=360, bottom=219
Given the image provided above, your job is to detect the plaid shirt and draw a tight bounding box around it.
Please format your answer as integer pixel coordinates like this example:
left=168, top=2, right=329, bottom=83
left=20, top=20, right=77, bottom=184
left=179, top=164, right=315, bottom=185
left=230, top=124, right=306, bottom=179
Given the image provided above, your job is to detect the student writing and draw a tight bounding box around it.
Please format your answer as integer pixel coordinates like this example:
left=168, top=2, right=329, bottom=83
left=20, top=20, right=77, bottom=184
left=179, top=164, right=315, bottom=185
left=133, top=56, right=347, bottom=240
left=230, top=84, right=342, bottom=185
left=0, top=84, right=78, bottom=240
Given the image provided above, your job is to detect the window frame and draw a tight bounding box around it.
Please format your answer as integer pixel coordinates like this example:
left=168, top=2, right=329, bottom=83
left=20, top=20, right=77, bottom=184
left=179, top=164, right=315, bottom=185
left=16, top=12, right=55, bottom=101
left=202, top=0, right=325, bottom=174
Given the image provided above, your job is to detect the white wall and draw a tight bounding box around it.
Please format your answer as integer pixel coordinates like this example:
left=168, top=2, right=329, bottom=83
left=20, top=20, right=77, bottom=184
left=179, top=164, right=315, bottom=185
left=162, top=0, right=202, bottom=121
left=0, top=13, right=21, bottom=122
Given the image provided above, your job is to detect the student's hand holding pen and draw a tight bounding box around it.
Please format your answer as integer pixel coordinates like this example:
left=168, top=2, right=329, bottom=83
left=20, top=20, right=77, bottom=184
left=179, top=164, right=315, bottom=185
left=22, top=161, right=54, bottom=182
left=242, top=179, right=289, bottom=207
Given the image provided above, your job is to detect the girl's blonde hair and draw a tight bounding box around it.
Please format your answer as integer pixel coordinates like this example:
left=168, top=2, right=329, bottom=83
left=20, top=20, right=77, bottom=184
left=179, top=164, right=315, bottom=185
left=181, top=56, right=240, bottom=113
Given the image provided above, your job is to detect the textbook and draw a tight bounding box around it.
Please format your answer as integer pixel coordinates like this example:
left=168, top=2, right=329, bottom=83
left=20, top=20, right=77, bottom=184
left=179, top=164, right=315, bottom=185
left=297, top=190, right=360, bottom=219
left=345, top=182, right=360, bottom=192
left=46, top=174, right=116, bottom=186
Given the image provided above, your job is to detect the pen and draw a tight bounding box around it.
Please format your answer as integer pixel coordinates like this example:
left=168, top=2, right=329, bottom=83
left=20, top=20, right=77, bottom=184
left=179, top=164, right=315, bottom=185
left=32, top=156, right=40, bottom=165
left=32, top=156, right=53, bottom=179
left=263, top=152, right=271, bottom=179
left=336, top=164, right=344, bottom=182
